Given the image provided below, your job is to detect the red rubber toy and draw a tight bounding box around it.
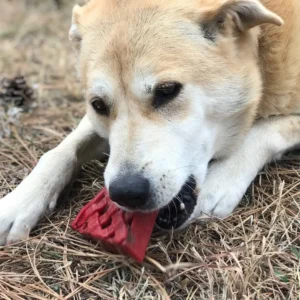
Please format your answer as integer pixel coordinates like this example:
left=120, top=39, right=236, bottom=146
left=71, top=188, right=158, bottom=262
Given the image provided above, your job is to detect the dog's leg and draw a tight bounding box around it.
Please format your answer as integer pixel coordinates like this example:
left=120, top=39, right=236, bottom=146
left=191, top=115, right=300, bottom=220
left=0, top=115, right=107, bottom=245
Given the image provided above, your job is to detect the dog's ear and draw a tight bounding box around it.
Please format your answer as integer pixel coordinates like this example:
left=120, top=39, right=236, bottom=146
left=69, top=5, right=82, bottom=50
left=202, top=0, right=283, bottom=40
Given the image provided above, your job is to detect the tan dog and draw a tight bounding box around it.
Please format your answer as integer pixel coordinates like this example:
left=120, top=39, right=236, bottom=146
left=1, top=0, right=300, bottom=244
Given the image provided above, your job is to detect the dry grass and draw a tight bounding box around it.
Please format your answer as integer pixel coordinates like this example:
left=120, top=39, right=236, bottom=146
left=0, top=1, right=299, bottom=299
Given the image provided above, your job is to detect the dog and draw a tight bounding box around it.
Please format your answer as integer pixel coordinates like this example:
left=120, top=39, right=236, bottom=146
left=0, top=0, right=300, bottom=245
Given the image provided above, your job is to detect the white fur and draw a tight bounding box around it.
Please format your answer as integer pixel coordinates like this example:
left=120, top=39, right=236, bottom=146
left=131, top=73, right=157, bottom=100
left=189, top=115, right=300, bottom=222
left=88, top=72, right=115, bottom=100
left=103, top=83, right=216, bottom=210
left=69, top=24, right=81, bottom=41
left=0, top=116, right=106, bottom=245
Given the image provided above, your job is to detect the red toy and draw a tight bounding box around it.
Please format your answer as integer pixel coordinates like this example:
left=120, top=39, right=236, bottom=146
left=71, top=188, right=158, bottom=262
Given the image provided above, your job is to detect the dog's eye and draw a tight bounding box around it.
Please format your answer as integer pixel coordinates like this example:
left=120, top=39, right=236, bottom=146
left=91, top=97, right=109, bottom=116
left=153, top=82, right=182, bottom=108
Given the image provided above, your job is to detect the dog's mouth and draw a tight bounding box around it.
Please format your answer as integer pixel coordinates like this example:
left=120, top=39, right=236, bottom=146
left=155, top=176, right=197, bottom=230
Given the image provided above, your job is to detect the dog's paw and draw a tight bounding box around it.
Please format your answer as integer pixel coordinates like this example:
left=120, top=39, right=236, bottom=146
left=191, top=161, right=251, bottom=220
left=0, top=186, right=58, bottom=246
left=196, top=189, right=244, bottom=219
left=0, top=151, right=76, bottom=246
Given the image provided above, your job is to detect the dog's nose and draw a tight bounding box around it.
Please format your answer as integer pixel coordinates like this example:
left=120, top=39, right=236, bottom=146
left=109, top=174, right=150, bottom=208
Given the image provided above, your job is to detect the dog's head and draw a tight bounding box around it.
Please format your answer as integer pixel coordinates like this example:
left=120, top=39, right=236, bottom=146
left=70, top=0, right=282, bottom=229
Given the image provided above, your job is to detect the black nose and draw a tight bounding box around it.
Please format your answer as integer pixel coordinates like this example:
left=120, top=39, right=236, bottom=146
left=109, top=174, right=150, bottom=208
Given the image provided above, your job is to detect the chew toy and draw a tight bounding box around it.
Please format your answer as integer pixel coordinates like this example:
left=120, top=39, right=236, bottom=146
left=71, top=188, right=158, bottom=262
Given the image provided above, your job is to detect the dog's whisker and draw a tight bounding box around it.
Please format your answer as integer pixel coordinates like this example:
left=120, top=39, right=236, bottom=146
left=171, top=197, right=179, bottom=224
left=167, top=202, right=172, bottom=223
left=184, top=184, right=196, bottom=193
left=168, top=164, right=196, bottom=172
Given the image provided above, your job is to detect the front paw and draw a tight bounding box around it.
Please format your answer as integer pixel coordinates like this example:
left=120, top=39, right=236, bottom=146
left=195, top=188, right=244, bottom=219
left=190, top=156, right=254, bottom=220
left=0, top=188, right=57, bottom=246
left=0, top=150, right=77, bottom=246
left=191, top=172, right=249, bottom=221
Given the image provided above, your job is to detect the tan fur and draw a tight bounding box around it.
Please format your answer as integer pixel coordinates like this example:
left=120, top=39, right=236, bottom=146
left=72, top=0, right=300, bottom=132
left=259, top=0, right=300, bottom=117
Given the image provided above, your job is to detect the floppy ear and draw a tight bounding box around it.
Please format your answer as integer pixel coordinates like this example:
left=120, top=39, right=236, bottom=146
left=202, top=0, right=283, bottom=40
left=69, top=5, right=82, bottom=49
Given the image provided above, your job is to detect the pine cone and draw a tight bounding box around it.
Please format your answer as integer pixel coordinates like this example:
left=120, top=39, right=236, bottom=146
left=0, top=76, right=34, bottom=108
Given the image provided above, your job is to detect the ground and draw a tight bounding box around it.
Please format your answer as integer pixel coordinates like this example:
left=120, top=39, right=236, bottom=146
left=0, top=1, right=299, bottom=299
